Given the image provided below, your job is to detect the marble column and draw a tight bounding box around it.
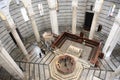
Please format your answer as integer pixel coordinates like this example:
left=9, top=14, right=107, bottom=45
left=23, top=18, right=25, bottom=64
left=72, top=0, right=78, bottom=34
left=89, top=0, right=104, bottom=39
left=89, top=12, right=99, bottom=39
left=0, top=12, right=28, bottom=60
left=47, top=0, right=59, bottom=35
left=11, top=28, right=28, bottom=56
left=103, top=10, right=120, bottom=57
left=0, top=41, right=24, bottom=79
left=21, top=0, right=40, bottom=42
left=29, top=15, right=40, bottom=42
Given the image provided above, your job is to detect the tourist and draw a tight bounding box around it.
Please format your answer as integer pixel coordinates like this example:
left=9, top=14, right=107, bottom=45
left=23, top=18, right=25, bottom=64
left=41, top=48, right=46, bottom=54
left=31, top=43, right=44, bottom=58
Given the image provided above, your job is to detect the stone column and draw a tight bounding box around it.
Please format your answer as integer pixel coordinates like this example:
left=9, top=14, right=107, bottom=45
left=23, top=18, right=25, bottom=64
left=89, top=0, right=104, bottom=39
left=29, top=15, right=40, bottom=42
left=0, top=41, right=24, bottom=79
left=21, top=0, right=40, bottom=42
left=72, top=0, right=78, bottom=34
left=103, top=10, right=120, bottom=58
left=0, top=11, right=28, bottom=60
left=11, top=28, right=28, bottom=56
left=47, top=0, right=59, bottom=35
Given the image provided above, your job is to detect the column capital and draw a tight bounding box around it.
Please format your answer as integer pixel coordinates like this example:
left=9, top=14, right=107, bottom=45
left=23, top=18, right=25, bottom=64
left=3, top=20, right=16, bottom=32
left=0, top=12, right=7, bottom=20
left=21, top=0, right=35, bottom=16
left=27, top=6, right=35, bottom=16
left=93, top=0, right=104, bottom=12
left=72, top=0, right=78, bottom=8
left=47, top=0, right=58, bottom=10
left=0, top=10, right=16, bottom=31
left=21, top=0, right=31, bottom=8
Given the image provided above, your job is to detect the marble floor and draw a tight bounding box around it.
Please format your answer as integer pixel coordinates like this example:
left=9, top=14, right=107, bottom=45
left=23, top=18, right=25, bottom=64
left=0, top=34, right=120, bottom=80
left=15, top=45, right=120, bottom=80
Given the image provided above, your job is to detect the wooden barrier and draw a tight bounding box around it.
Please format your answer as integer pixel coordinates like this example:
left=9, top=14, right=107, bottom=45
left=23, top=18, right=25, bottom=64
left=51, top=32, right=104, bottom=66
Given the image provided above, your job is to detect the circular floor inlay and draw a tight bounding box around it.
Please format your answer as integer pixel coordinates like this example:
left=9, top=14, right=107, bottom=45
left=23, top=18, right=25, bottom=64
left=56, top=55, right=76, bottom=74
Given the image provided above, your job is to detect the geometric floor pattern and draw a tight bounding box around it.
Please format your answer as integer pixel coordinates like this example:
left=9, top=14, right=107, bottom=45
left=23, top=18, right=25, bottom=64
left=14, top=51, right=120, bottom=80
left=0, top=35, right=120, bottom=80
left=49, top=53, right=84, bottom=80
left=15, top=43, right=120, bottom=80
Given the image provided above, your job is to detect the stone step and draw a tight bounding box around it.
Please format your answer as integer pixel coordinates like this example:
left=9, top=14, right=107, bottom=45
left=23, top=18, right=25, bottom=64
left=94, top=70, right=101, bottom=77
left=29, top=54, right=37, bottom=62
left=31, top=56, right=40, bottom=63
left=40, top=52, right=52, bottom=64
left=99, top=70, right=106, bottom=80
left=16, top=62, right=26, bottom=72
left=105, top=72, right=112, bottom=80
left=34, top=53, right=46, bottom=63
left=44, top=53, right=55, bottom=64
left=10, top=48, right=21, bottom=59
left=19, top=62, right=26, bottom=71
left=14, top=52, right=23, bottom=61
left=29, top=64, right=34, bottom=80
left=44, top=65, right=50, bottom=80
left=100, top=59, right=112, bottom=71
left=98, top=59, right=106, bottom=70
left=86, top=70, right=94, bottom=80
left=10, top=51, right=19, bottom=60
left=111, top=54, right=120, bottom=68
left=115, top=56, right=120, bottom=62
left=17, top=54, right=25, bottom=61
left=93, top=76, right=102, bottom=80
left=24, top=63, right=30, bottom=80
left=105, top=58, right=117, bottom=71
left=28, top=53, right=36, bottom=62
left=79, top=69, right=89, bottom=80
left=35, top=57, right=43, bottom=63
left=34, top=64, right=39, bottom=80
left=39, top=65, right=45, bottom=80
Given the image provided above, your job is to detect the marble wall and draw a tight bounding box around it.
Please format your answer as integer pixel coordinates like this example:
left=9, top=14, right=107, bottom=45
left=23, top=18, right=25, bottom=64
left=0, top=18, right=16, bottom=54
left=87, top=0, right=120, bottom=44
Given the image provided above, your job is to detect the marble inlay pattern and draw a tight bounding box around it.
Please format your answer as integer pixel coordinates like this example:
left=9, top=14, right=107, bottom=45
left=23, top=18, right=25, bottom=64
left=49, top=53, right=84, bottom=80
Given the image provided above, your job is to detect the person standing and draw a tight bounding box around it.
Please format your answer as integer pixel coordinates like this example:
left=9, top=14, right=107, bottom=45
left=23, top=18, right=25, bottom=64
left=41, top=48, right=46, bottom=55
